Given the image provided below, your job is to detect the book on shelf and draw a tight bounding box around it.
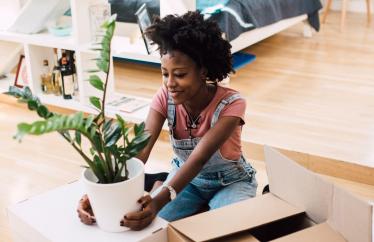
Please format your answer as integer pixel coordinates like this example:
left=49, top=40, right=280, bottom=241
left=107, top=96, right=149, bottom=113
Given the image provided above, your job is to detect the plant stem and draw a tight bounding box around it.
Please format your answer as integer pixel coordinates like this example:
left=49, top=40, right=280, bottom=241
left=100, top=48, right=111, bottom=126
left=59, top=131, right=93, bottom=167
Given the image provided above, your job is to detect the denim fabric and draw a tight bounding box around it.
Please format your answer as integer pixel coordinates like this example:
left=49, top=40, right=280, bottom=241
left=155, top=93, right=257, bottom=222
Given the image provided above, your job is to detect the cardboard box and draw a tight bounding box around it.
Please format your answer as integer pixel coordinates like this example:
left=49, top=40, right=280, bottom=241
left=140, top=146, right=373, bottom=242
left=8, top=147, right=373, bottom=242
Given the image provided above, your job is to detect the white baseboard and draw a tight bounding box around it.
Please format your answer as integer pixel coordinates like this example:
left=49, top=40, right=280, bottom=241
left=321, top=0, right=373, bottom=13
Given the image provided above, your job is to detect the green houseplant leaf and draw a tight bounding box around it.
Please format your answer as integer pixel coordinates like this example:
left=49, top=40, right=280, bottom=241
left=89, top=75, right=104, bottom=91
left=7, top=14, right=151, bottom=184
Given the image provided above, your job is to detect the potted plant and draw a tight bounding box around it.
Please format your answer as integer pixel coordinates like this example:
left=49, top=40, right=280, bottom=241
left=7, top=15, right=151, bottom=232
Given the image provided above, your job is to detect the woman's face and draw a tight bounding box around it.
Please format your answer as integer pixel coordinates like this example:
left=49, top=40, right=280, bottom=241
left=161, top=50, right=205, bottom=105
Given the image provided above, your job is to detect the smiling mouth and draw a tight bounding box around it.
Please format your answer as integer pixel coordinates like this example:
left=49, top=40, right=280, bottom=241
left=169, top=90, right=183, bottom=94
left=169, top=90, right=182, bottom=98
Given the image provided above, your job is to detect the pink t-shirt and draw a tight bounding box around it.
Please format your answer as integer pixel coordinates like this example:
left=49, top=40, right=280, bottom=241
left=151, top=85, right=246, bottom=161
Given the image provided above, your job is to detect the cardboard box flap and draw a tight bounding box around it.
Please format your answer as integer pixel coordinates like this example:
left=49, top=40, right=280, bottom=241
left=328, top=185, right=373, bottom=242
left=269, top=222, right=346, bottom=242
left=169, top=193, right=304, bottom=242
left=264, top=146, right=333, bottom=223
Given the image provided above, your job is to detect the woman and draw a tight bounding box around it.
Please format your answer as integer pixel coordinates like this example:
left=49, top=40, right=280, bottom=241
left=78, top=11, right=257, bottom=231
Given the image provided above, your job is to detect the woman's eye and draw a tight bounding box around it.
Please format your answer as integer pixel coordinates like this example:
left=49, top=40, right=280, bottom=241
left=162, top=73, right=169, bottom=78
left=174, top=73, right=186, bottom=78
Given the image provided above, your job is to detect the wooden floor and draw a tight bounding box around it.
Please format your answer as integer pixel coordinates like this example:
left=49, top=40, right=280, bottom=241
left=1, top=11, right=374, bottom=242
left=1, top=95, right=374, bottom=242
left=114, top=11, right=374, bottom=184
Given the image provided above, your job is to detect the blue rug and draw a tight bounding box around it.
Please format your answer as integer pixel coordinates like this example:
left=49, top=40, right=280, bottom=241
left=232, top=52, right=256, bottom=70
left=114, top=51, right=256, bottom=70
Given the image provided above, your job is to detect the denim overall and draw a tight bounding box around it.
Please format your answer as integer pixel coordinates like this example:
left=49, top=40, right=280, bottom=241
left=156, top=93, right=257, bottom=222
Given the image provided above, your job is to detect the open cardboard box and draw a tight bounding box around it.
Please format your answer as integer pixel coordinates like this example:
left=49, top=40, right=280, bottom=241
left=140, top=146, right=374, bottom=242
left=7, top=147, right=373, bottom=242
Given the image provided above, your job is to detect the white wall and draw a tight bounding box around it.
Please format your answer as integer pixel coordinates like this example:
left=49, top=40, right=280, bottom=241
left=321, top=0, right=373, bottom=13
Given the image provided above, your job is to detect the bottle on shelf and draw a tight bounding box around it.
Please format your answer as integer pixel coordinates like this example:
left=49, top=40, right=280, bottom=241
left=40, top=60, right=53, bottom=94
left=69, top=50, right=79, bottom=98
left=51, top=48, right=62, bottom=96
left=59, top=50, right=74, bottom=100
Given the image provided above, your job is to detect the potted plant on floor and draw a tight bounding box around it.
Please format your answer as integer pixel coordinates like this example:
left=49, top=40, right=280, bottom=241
left=7, top=15, right=151, bottom=232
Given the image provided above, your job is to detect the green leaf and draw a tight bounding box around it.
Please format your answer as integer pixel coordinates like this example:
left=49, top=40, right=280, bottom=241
left=101, top=36, right=111, bottom=49
left=86, top=69, right=100, bottom=73
left=101, top=14, right=117, bottom=29
left=100, top=51, right=110, bottom=63
left=27, top=100, right=38, bottom=111
left=89, top=75, right=104, bottom=91
left=96, top=59, right=109, bottom=73
left=104, top=123, right=121, bottom=147
left=92, top=133, right=103, bottom=153
left=103, top=119, right=113, bottom=133
left=89, top=147, right=96, bottom=156
left=89, top=96, right=101, bottom=110
left=14, top=123, right=31, bottom=141
left=7, top=86, right=23, bottom=98
left=37, top=105, right=49, bottom=118
left=105, top=23, right=115, bottom=38
left=85, top=115, right=95, bottom=130
left=93, top=155, right=107, bottom=183
left=134, top=122, right=146, bottom=136
left=24, top=86, right=32, bottom=98
left=75, top=131, right=82, bottom=146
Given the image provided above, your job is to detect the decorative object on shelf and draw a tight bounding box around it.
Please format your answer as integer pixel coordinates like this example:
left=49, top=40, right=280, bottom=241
left=59, top=50, right=76, bottom=99
left=89, top=2, right=111, bottom=42
left=107, top=96, right=150, bottom=113
left=7, top=15, right=151, bottom=233
left=40, top=59, right=53, bottom=94
left=47, top=23, right=72, bottom=37
left=14, top=55, right=29, bottom=88
left=51, top=48, right=62, bottom=96
left=135, top=3, right=156, bottom=54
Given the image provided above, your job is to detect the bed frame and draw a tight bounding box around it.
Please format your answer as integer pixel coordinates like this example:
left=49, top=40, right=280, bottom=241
left=113, top=0, right=313, bottom=64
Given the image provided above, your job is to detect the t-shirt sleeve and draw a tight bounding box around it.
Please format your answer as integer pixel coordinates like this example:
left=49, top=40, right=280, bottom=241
left=220, top=97, right=246, bottom=125
left=150, top=86, right=168, bottom=119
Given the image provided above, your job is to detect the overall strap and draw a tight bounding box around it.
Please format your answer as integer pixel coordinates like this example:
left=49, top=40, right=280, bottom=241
left=210, top=93, right=242, bottom=127
left=167, top=94, right=176, bottom=132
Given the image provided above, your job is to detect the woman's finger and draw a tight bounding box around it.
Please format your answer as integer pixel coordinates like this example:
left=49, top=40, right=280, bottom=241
left=137, top=195, right=152, bottom=208
left=121, top=215, right=153, bottom=231
left=125, top=209, right=152, bottom=220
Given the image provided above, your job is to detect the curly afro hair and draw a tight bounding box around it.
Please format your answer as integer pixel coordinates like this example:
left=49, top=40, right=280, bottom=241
left=145, top=11, right=234, bottom=82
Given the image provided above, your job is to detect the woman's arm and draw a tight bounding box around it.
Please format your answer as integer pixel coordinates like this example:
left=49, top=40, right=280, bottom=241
left=122, top=116, right=241, bottom=230
left=136, top=109, right=166, bottom=164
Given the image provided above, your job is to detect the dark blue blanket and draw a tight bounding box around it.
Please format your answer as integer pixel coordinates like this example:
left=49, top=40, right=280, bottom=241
left=209, top=0, right=323, bottom=41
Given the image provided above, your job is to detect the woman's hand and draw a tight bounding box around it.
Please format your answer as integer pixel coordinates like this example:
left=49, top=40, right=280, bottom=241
left=121, top=195, right=159, bottom=231
left=77, top=194, right=96, bottom=225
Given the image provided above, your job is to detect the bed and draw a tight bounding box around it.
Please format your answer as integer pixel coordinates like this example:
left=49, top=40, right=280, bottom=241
left=110, top=0, right=322, bottom=61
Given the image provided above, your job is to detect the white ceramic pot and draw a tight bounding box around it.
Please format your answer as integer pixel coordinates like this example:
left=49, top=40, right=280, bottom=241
left=82, top=158, right=144, bottom=232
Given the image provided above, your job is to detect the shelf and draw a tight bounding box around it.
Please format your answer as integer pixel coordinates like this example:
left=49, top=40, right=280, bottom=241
left=0, top=29, right=80, bottom=50
left=38, top=93, right=152, bottom=126
left=38, top=94, right=94, bottom=113
left=0, top=74, right=15, bottom=93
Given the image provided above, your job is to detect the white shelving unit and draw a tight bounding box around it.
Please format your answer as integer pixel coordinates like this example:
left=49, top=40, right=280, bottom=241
left=0, top=0, right=153, bottom=124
